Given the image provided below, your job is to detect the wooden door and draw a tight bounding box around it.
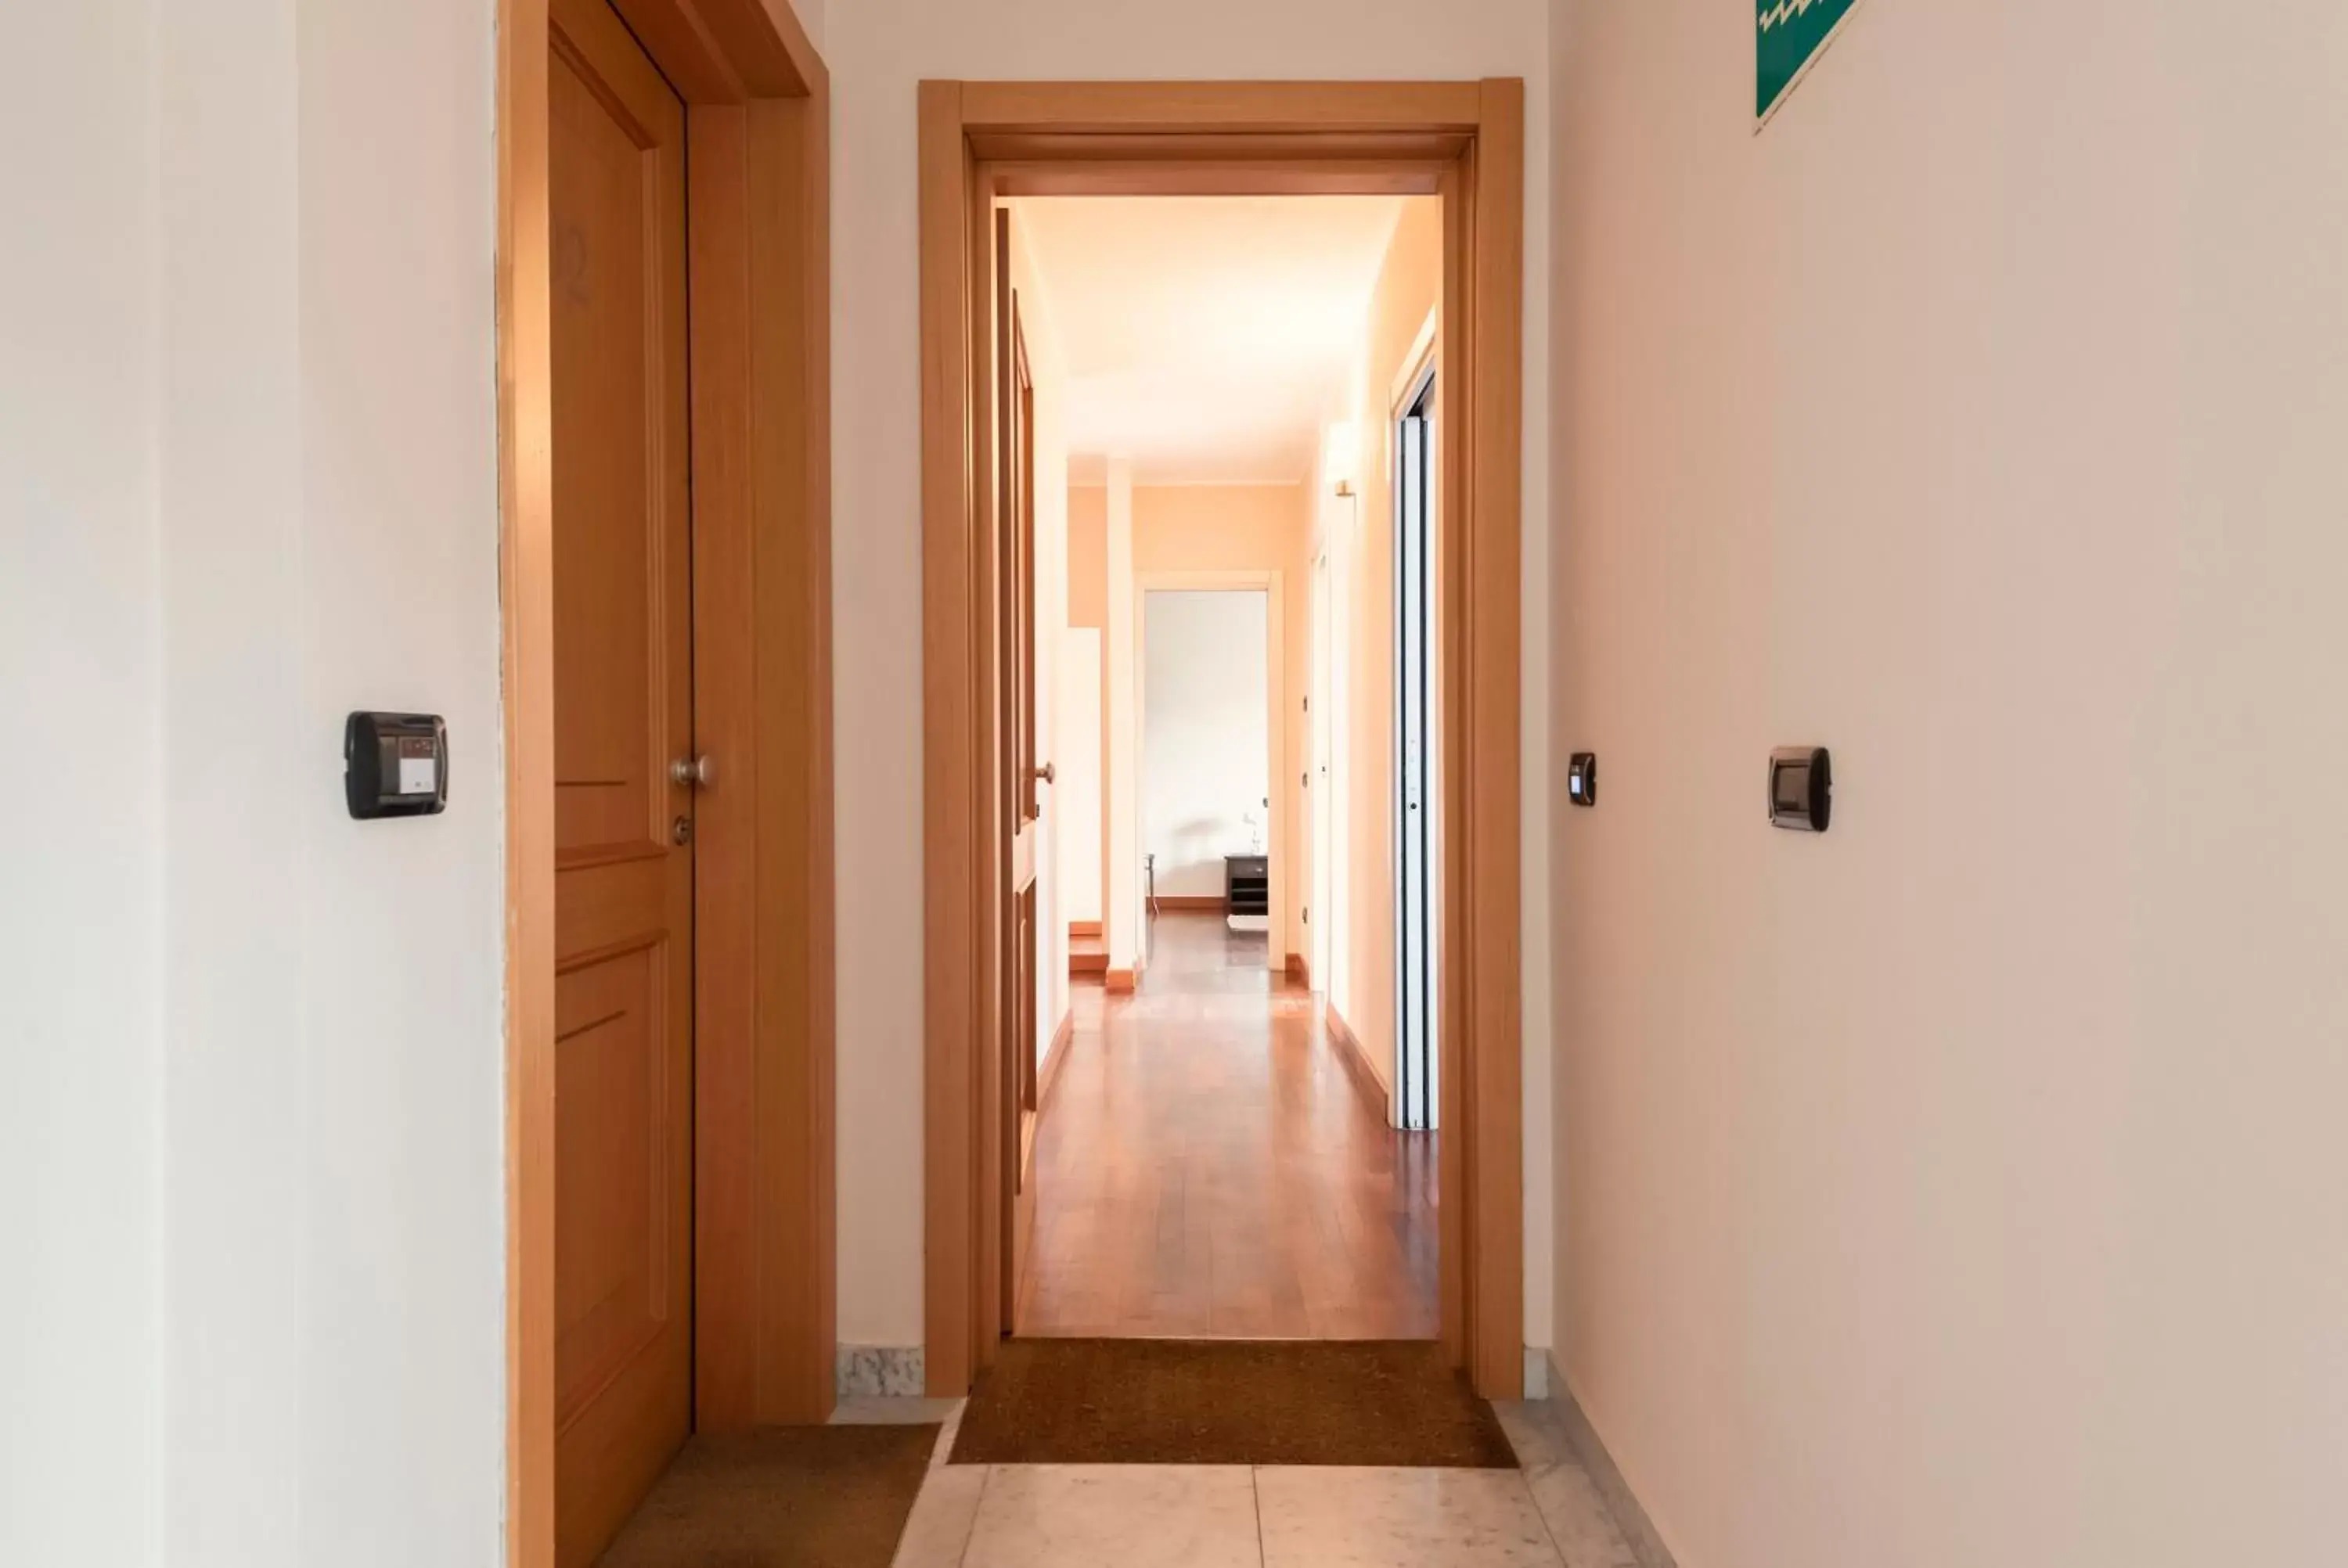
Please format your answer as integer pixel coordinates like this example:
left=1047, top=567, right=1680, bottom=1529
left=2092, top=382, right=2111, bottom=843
left=996, top=211, right=1042, bottom=1328
left=548, top=0, right=693, bottom=1560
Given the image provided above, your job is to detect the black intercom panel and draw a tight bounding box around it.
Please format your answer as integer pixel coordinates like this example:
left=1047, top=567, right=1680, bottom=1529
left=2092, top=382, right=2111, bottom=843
left=346, top=712, right=448, bottom=819
left=1769, top=746, right=1831, bottom=833
left=1567, top=752, right=1598, bottom=807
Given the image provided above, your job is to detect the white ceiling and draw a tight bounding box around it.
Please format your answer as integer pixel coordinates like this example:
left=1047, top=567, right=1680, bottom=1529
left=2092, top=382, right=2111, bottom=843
left=1014, top=196, right=1408, bottom=487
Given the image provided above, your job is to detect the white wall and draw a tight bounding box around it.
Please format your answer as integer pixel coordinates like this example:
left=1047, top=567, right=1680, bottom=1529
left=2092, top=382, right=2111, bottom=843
left=1103, top=464, right=1142, bottom=975
left=5, top=2, right=504, bottom=1563
left=277, top=7, right=504, bottom=1558
left=1059, top=631, right=1105, bottom=925
left=1008, top=208, right=1075, bottom=1069
left=1142, top=592, right=1273, bottom=898
left=1550, top=2, right=2348, bottom=1564
left=1311, top=462, right=1355, bottom=1021
left=826, top=0, right=1555, bottom=1354
left=2, top=8, right=164, bottom=1562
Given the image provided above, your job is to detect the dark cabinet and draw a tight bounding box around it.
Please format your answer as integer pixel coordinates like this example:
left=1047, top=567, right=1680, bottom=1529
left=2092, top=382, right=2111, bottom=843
left=1225, top=854, right=1269, bottom=920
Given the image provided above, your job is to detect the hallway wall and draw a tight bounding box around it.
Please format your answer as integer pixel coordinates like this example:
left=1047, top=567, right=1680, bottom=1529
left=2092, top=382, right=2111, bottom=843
left=6, top=2, right=504, bottom=1563
left=1068, top=487, right=1111, bottom=926
left=2, top=9, right=165, bottom=1559
left=1549, top=2, right=2348, bottom=1564
left=1320, top=197, right=1442, bottom=1110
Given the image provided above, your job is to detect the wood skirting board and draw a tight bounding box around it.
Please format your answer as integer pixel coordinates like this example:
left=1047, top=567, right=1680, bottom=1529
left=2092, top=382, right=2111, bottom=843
left=1104, top=968, right=1136, bottom=994
left=1287, top=952, right=1309, bottom=987
left=1324, top=1004, right=1391, bottom=1124
left=1068, top=919, right=1102, bottom=939
left=1154, top=894, right=1223, bottom=912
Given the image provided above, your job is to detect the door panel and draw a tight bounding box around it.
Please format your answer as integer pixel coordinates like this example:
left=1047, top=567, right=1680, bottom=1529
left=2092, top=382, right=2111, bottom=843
left=555, top=940, right=675, bottom=1419
left=549, top=0, right=693, bottom=1561
left=996, top=210, right=1040, bottom=1326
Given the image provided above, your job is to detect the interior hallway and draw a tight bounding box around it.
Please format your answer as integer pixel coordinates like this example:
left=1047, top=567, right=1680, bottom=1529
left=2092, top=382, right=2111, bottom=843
left=1017, top=911, right=1438, bottom=1339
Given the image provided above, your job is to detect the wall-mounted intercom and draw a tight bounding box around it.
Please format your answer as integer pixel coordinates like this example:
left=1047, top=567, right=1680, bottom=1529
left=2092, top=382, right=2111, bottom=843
left=346, top=712, right=448, bottom=819
left=1567, top=752, right=1598, bottom=807
left=1768, top=746, right=1831, bottom=833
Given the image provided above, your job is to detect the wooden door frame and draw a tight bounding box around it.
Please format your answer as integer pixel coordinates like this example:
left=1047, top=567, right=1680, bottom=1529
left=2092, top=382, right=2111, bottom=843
left=920, top=79, right=1525, bottom=1398
left=499, top=1, right=834, bottom=1563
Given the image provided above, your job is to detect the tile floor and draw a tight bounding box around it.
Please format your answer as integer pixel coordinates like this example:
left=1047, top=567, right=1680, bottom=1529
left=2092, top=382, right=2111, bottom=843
left=838, top=1394, right=1642, bottom=1568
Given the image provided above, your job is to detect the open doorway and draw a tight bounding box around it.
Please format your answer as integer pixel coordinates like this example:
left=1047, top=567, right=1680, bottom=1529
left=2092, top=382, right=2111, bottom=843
left=920, top=81, right=1526, bottom=1399
left=1141, top=586, right=1273, bottom=933
left=996, top=191, right=1441, bottom=1344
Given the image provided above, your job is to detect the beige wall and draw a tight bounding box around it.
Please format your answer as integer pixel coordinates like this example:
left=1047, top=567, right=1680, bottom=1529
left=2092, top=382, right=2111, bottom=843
left=1066, top=485, right=1109, bottom=924
left=1324, top=198, right=1442, bottom=1103
left=1104, top=465, right=1143, bottom=970
left=1550, top=2, right=2348, bottom=1563
left=1134, top=484, right=1313, bottom=962
left=826, top=0, right=1555, bottom=1356
left=10, top=1, right=506, bottom=1558
left=1068, top=484, right=1107, bottom=628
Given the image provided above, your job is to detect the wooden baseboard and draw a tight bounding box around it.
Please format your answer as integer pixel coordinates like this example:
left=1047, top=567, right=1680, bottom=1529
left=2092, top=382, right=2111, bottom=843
left=1068, top=919, right=1102, bottom=939
left=1324, top=1004, right=1392, bottom=1124
left=1154, top=894, right=1223, bottom=912
left=1104, top=968, right=1136, bottom=994
left=1286, top=952, right=1309, bottom=987
left=1069, top=949, right=1107, bottom=976
left=1038, top=1009, right=1076, bottom=1117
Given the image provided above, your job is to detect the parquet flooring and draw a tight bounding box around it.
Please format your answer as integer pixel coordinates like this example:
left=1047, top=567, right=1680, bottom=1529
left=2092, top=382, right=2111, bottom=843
left=1015, top=912, right=1439, bottom=1340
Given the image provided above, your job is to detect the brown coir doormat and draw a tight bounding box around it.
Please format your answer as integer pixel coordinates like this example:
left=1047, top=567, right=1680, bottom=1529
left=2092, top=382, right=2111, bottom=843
left=948, top=1340, right=1516, bottom=1468
left=596, top=1423, right=940, bottom=1568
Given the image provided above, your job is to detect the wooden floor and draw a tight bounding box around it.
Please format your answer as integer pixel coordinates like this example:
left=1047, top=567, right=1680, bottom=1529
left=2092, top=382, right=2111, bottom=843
left=1016, top=912, right=1439, bottom=1340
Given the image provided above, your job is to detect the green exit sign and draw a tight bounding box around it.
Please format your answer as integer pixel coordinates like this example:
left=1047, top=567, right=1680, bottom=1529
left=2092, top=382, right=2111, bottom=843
left=1758, top=0, right=1866, bottom=127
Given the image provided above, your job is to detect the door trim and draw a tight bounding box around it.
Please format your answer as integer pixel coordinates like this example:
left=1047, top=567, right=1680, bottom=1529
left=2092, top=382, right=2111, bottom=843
left=499, top=2, right=833, bottom=1563
left=920, top=79, right=1525, bottom=1399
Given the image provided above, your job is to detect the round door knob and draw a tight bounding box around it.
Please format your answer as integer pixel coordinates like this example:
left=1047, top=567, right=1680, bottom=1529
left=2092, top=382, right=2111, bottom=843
left=1032, top=761, right=1057, bottom=786
left=670, top=754, right=714, bottom=788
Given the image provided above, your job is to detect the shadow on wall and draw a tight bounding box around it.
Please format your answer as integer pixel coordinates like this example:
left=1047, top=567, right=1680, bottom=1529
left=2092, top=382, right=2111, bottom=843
left=1162, top=810, right=1267, bottom=888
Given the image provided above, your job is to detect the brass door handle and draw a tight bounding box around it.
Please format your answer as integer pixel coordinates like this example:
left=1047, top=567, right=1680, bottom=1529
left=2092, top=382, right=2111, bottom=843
left=1032, top=761, right=1056, bottom=786
left=670, top=754, right=714, bottom=788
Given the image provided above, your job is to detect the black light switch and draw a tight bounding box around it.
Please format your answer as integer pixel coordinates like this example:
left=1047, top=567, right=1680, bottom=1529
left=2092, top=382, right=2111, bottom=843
left=1768, top=746, right=1831, bottom=832
left=1567, top=752, right=1597, bottom=807
left=346, top=712, right=449, bottom=819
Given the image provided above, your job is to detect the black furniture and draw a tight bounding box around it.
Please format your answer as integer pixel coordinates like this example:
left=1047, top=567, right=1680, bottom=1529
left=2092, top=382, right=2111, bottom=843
left=1224, top=854, right=1269, bottom=922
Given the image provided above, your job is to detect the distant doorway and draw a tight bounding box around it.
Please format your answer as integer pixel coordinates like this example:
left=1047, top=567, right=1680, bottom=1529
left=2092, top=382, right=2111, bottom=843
left=1140, top=588, right=1273, bottom=928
